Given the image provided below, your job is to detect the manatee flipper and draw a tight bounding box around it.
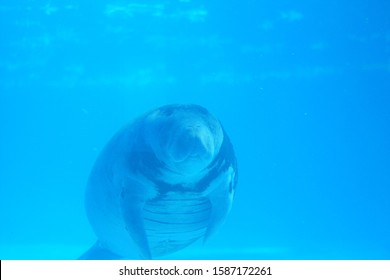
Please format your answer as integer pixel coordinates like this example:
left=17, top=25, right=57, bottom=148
left=204, top=167, right=236, bottom=241
left=121, top=201, right=152, bottom=259
left=120, top=177, right=153, bottom=259
left=78, top=241, right=122, bottom=260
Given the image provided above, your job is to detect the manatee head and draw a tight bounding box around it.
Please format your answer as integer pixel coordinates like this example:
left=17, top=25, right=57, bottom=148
left=143, top=104, right=224, bottom=175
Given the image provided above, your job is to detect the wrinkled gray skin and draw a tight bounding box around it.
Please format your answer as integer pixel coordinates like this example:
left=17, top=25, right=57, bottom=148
left=80, top=104, right=237, bottom=259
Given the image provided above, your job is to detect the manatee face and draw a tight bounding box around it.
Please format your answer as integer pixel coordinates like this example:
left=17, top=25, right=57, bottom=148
left=82, top=104, right=237, bottom=259
left=144, top=105, right=224, bottom=175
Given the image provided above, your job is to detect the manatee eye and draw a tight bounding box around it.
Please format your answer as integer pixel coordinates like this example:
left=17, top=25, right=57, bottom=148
left=160, top=107, right=175, bottom=117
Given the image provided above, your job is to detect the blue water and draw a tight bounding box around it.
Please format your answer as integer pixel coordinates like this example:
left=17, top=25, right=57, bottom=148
left=0, top=0, right=389, bottom=260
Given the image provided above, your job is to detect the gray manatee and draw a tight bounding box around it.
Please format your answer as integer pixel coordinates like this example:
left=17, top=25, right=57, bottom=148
left=80, top=104, right=237, bottom=259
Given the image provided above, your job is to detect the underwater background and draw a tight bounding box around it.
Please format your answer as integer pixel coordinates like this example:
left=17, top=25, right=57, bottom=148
left=0, top=0, right=389, bottom=260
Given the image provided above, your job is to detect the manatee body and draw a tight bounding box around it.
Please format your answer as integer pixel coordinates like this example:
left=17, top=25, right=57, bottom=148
left=80, top=104, right=237, bottom=259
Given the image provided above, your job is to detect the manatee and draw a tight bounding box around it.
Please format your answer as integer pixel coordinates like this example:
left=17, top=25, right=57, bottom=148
left=79, top=104, right=237, bottom=259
